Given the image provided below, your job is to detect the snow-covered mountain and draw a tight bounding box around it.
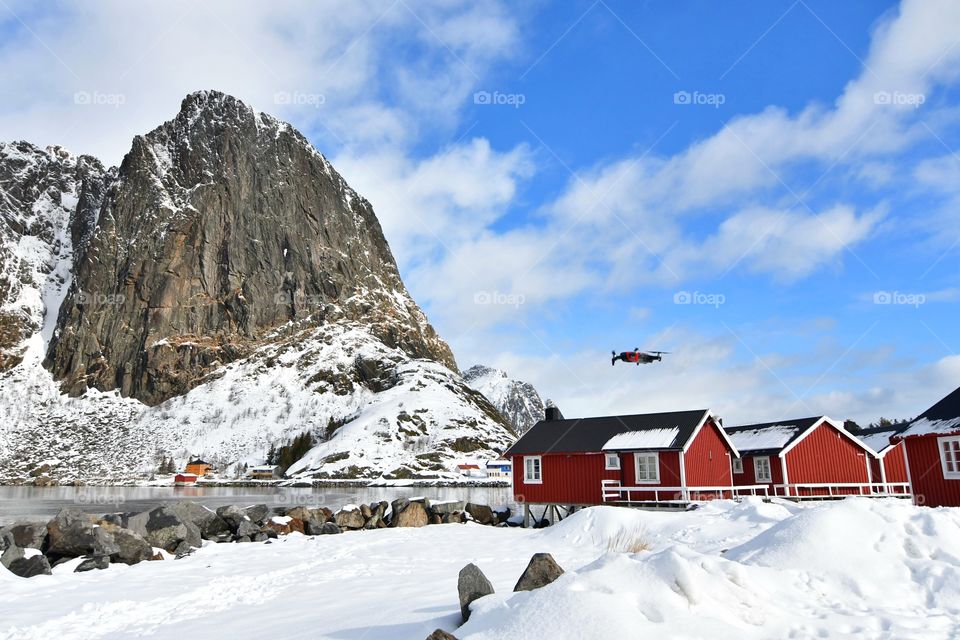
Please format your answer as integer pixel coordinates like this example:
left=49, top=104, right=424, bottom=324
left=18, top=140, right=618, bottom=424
left=0, top=91, right=516, bottom=482
left=463, top=365, right=548, bottom=435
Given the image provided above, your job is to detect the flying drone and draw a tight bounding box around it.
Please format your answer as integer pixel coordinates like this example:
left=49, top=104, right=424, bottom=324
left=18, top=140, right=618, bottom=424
left=611, top=349, right=669, bottom=366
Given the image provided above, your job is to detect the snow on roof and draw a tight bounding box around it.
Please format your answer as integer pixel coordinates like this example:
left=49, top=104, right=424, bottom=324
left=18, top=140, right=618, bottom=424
left=901, top=416, right=960, bottom=438
left=602, top=428, right=681, bottom=451
left=900, top=386, right=960, bottom=438
left=856, top=428, right=901, bottom=454
left=728, top=424, right=802, bottom=453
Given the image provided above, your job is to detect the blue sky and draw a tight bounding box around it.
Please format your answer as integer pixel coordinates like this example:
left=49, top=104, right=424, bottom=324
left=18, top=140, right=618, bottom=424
left=0, top=0, right=957, bottom=424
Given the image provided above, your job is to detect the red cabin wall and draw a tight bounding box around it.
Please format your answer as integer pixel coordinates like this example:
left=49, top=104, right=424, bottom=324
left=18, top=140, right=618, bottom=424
left=879, top=442, right=909, bottom=484
left=511, top=453, right=621, bottom=505
left=683, top=420, right=734, bottom=488
left=904, top=436, right=960, bottom=508
left=784, top=422, right=870, bottom=496
left=732, top=453, right=784, bottom=491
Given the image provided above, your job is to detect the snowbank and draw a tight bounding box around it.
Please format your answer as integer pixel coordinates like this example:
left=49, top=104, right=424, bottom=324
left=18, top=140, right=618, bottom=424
left=461, top=499, right=960, bottom=639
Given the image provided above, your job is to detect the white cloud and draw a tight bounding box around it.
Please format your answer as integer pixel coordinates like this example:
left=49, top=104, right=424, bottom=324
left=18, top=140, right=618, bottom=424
left=0, top=0, right=522, bottom=163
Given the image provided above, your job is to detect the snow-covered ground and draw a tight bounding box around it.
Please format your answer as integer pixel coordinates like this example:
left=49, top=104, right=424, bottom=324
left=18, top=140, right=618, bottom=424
left=2, top=498, right=959, bottom=639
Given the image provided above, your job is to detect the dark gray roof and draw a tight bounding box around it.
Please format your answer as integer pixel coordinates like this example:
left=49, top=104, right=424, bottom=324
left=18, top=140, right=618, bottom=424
left=502, top=409, right=709, bottom=456
left=725, top=417, right=824, bottom=455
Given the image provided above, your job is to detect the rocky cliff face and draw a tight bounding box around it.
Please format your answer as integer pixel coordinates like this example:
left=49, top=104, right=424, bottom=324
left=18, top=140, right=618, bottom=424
left=463, top=365, right=547, bottom=434
left=0, top=143, right=110, bottom=371
left=0, top=91, right=514, bottom=481
left=45, top=91, right=453, bottom=405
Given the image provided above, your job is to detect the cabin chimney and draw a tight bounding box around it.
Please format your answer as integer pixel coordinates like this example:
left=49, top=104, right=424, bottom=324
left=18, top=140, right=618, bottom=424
left=545, top=406, right=564, bottom=421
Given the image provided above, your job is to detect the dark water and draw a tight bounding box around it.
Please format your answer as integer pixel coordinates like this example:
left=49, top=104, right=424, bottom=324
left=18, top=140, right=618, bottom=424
left=0, top=485, right=518, bottom=525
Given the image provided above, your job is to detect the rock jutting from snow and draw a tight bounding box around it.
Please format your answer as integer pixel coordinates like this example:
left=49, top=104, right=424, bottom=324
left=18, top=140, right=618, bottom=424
left=457, top=563, right=495, bottom=623
left=513, top=552, right=565, bottom=592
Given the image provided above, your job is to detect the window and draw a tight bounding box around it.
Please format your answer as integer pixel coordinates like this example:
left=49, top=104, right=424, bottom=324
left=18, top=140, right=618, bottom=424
left=754, top=456, right=772, bottom=483
left=605, top=453, right=621, bottom=470
left=939, top=437, right=960, bottom=480
left=524, top=456, right=542, bottom=484
left=732, top=458, right=743, bottom=474
left=634, top=452, right=660, bottom=483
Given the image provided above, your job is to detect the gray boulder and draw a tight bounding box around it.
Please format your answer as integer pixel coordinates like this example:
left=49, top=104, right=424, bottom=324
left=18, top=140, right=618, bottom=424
left=431, top=500, right=465, bottom=515
left=127, top=506, right=201, bottom=553
left=2, top=522, right=48, bottom=550
left=318, top=522, right=341, bottom=535
left=244, top=504, right=270, bottom=523
left=458, top=563, right=494, bottom=622
left=170, top=501, right=231, bottom=539
left=75, top=554, right=110, bottom=572
left=335, top=506, right=365, bottom=530
left=7, top=553, right=52, bottom=577
left=215, top=505, right=251, bottom=532
left=1, top=532, right=24, bottom=569
left=441, top=512, right=464, bottom=524
left=98, top=513, right=125, bottom=528
left=513, top=553, right=564, bottom=592
left=236, top=519, right=260, bottom=539
left=46, top=508, right=115, bottom=558
left=465, top=503, right=496, bottom=526
left=99, top=524, right=153, bottom=565
left=0, top=530, right=15, bottom=555
left=425, top=630, right=458, bottom=640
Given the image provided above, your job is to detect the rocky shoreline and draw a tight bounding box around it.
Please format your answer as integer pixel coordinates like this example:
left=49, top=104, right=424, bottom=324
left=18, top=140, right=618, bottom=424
left=0, top=497, right=518, bottom=579
left=0, top=477, right=511, bottom=488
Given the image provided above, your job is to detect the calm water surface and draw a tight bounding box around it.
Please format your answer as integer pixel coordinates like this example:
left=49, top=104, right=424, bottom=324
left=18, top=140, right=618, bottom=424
left=0, top=485, right=518, bottom=525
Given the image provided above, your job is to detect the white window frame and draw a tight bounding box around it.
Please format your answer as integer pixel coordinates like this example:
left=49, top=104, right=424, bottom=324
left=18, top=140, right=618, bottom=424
left=732, top=458, right=743, bottom=474
left=633, top=452, right=660, bottom=484
left=605, top=453, right=621, bottom=470
left=754, top=456, right=772, bottom=483
left=938, top=436, right=960, bottom=480
left=523, top=455, right=542, bottom=484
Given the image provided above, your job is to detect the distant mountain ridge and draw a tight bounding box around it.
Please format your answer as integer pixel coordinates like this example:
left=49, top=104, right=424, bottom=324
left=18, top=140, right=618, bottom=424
left=0, top=91, right=517, bottom=482
left=463, top=364, right=548, bottom=435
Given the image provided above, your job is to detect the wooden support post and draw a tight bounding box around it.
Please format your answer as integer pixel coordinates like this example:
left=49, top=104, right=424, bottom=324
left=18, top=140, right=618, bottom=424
left=523, top=503, right=531, bottom=528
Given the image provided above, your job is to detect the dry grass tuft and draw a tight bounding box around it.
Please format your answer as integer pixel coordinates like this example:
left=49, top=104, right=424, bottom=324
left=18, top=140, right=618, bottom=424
left=606, top=524, right=653, bottom=553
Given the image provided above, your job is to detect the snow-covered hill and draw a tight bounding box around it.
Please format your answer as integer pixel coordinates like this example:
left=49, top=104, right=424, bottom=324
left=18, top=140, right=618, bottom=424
left=463, top=365, right=547, bottom=434
left=0, top=93, right=516, bottom=482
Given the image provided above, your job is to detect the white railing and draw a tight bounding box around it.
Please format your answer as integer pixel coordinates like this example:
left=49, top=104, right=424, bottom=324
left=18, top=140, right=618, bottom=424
left=774, top=482, right=911, bottom=499
left=601, top=480, right=769, bottom=504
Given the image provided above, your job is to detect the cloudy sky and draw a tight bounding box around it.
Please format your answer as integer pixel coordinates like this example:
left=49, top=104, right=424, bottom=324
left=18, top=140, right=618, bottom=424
left=1, top=0, right=958, bottom=425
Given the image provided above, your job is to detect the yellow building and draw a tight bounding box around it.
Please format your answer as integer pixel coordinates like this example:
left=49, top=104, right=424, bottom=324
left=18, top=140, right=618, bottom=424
left=184, top=459, right=212, bottom=476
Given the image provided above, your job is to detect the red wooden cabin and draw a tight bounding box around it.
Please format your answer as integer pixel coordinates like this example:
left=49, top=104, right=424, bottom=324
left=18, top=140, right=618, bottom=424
left=504, top=407, right=748, bottom=507
left=726, top=416, right=904, bottom=498
left=896, top=385, right=960, bottom=507
left=857, top=425, right=909, bottom=486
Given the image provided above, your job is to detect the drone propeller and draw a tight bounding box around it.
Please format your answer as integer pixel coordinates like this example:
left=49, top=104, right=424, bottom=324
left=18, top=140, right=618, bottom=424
left=647, top=350, right=671, bottom=355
